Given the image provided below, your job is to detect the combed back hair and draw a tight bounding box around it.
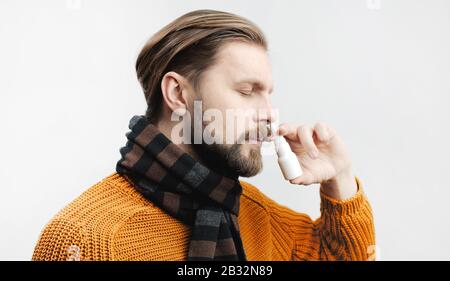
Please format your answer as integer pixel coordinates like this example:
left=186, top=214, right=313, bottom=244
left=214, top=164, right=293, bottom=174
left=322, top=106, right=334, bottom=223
left=135, top=9, right=267, bottom=122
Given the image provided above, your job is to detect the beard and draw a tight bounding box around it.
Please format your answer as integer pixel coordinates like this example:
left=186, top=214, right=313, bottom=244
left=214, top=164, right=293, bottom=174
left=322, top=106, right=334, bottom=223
left=191, top=129, right=263, bottom=178
left=193, top=142, right=263, bottom=178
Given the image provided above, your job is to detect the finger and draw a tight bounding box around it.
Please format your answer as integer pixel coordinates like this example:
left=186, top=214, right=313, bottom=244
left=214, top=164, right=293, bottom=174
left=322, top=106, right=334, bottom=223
left=313, top=122, right=330, bottom=143
left=278, top=123, right=301, bottom=142
left=298, top=125, right=319, bottom=159
left=289, top=171, right=315, bottom=185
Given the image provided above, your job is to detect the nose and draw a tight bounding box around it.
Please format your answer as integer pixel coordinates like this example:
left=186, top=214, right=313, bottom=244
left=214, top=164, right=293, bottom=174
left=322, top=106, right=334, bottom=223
left=251, top=96, right=277, bottom=140
left=252, top=95, right=277, bottom=126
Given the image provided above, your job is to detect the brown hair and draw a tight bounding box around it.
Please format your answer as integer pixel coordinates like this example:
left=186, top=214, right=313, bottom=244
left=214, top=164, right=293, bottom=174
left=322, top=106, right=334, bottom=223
left=135, top=9, right=267, bottom=122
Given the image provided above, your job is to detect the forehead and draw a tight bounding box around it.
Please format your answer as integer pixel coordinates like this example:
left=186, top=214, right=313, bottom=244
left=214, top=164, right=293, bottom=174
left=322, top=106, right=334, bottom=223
left=211, top=41, right=273, bottom=91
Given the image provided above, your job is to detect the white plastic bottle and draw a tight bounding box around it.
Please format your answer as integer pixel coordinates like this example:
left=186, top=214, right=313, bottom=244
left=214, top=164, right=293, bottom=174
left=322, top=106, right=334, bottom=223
left=270, top=123, right=303, bottom=180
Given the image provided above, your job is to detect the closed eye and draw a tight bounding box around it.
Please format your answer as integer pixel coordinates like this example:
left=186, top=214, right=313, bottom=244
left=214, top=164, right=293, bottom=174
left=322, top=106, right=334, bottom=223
left=238, top=90, right=253, bottom=96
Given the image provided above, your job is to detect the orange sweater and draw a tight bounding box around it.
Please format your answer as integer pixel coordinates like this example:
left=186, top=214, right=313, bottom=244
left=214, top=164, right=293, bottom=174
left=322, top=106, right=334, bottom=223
left=32, top=173, right=375, bottom=261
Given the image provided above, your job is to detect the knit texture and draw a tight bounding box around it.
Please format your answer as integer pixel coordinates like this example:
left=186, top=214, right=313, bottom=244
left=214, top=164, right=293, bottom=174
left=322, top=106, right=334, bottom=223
left=32, top=173, right=375, bottom=261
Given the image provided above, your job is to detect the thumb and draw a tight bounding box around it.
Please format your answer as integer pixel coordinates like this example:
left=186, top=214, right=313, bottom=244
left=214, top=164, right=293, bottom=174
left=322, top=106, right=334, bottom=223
left=289, top=171, right=315, bottom=185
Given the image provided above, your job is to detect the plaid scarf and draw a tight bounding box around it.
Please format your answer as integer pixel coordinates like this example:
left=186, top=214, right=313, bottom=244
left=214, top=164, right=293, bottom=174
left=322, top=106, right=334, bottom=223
left=116, top=115, right=247, bottom=261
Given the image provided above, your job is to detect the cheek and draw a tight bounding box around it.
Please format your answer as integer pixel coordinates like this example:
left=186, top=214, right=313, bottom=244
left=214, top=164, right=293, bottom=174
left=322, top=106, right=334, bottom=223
left=202, top=92, right=246, bottom=136
left=199, top=88, right=259, bottom=143
left=203, top=89, right=240, bottom=109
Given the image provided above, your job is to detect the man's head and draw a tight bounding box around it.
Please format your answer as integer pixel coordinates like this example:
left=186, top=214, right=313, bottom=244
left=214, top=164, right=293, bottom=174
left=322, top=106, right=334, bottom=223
left=136, top=10, right=275, bottom=177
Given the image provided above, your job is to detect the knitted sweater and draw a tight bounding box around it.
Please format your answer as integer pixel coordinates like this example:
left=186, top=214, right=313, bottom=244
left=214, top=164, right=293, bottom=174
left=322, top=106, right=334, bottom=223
left=32, top=173, right=375, bottom=261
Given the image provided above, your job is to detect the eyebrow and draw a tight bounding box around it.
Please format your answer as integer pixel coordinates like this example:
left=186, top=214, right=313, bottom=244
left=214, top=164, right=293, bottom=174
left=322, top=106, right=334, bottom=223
left=235, top=79, right=274, bottom=94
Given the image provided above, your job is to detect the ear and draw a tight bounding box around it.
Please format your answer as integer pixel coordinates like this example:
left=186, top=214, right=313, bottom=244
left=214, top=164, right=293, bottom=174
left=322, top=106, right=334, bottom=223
left=160, top=71, right=189, bottom=115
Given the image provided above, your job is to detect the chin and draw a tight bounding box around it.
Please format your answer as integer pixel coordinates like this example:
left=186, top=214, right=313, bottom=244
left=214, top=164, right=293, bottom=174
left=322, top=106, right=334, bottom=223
left=235, top=144, right=263, bottom=177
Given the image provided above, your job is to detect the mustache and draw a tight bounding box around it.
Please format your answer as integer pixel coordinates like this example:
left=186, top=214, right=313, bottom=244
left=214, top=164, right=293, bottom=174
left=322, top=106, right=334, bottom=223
left=240, top=123, right=273, bottom=143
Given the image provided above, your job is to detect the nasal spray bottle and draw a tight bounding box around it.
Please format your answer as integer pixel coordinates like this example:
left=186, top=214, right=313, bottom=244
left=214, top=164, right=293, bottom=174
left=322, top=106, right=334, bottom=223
left=269, top=123, right=303, bottom=180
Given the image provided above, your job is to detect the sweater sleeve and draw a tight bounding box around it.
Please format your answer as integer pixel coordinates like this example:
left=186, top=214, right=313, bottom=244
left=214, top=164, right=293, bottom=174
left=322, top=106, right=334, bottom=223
left=266, top=176, right=376, bottom=261
left=32, top=218, right=87, bottom=261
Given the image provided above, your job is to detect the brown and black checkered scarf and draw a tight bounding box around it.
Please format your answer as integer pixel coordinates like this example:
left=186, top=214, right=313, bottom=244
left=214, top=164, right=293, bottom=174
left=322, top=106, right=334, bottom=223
left=116, top=115, right=247, bottom=261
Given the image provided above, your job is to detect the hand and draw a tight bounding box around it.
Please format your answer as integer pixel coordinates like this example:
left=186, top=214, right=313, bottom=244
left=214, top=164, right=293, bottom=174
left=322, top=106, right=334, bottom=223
left=277, top=122, right=358, bottom=200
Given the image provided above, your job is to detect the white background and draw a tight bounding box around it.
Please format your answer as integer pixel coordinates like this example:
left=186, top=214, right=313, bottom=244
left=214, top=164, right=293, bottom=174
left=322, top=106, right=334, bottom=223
left=1, top=0, right=449, bottom=260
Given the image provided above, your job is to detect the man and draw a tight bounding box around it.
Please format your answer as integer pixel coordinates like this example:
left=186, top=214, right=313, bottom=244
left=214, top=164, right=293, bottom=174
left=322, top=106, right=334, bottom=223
left=32, top=9, right=375, bottom=261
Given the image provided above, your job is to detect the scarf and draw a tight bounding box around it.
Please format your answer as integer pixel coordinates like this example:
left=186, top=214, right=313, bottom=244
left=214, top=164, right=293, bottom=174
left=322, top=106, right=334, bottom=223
left=116, top=115, right=247, bottom=261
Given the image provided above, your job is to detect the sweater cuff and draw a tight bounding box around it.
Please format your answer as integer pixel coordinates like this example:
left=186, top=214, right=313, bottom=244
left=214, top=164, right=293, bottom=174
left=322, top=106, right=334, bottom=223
left=319, top=176, right=367, bottom=217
